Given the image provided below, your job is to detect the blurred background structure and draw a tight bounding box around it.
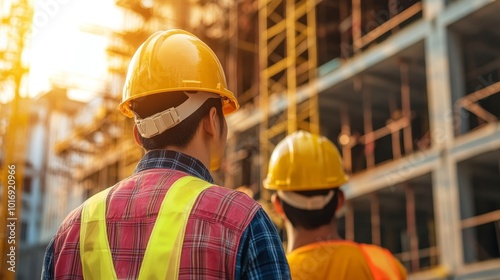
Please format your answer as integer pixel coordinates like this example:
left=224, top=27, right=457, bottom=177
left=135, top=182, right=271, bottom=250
left=1, top=1, right=33, bottom=280
left=1, top=0, right=500, bottom=279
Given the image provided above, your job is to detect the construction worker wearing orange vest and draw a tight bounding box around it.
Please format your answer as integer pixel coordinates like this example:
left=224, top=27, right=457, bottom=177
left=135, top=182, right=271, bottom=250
left=264, top=131, right=407, bottom=280
left=41, top=29, right=290, bottom=279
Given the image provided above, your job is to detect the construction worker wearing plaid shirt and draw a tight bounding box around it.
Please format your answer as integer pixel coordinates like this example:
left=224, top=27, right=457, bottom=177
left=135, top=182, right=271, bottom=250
left=41, top=29, right=290, bottom=279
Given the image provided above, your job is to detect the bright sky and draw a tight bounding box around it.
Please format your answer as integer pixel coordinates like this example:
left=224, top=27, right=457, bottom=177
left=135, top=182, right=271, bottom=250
left=28, top=0, right=122, bottom=102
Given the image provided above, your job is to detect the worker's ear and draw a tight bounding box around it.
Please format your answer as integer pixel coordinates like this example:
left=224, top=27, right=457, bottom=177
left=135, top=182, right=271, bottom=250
left=336, top=189, right=345, bottom=212
left=133, top=125, right=142, bottom=147
left=202, top=107, right=220, bottom=139
left=271, top=193, right=286, bottom=219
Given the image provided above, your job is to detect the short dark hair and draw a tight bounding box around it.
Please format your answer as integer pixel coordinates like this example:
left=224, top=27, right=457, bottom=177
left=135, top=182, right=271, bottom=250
left=280, top=189, right=339, bottom=230
left=132, top=92, right=224, bottom=150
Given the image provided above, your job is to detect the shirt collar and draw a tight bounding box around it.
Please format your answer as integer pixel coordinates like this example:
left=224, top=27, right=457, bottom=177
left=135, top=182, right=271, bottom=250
left=134, top=150, right=214, bottom=183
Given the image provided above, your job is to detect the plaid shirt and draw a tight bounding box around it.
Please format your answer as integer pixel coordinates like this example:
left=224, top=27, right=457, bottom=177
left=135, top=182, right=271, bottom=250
left=41, top=150, right=290, bottom=279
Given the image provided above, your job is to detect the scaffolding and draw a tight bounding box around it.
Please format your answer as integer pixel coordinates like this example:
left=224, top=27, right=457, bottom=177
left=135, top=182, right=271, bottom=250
left=251, top=0, right=426, bottom=199
left=335, top=58, right=427, bottom=174
left=258, top=0, right=320, bottom=199
left=453, top=33, right=500, bottom=136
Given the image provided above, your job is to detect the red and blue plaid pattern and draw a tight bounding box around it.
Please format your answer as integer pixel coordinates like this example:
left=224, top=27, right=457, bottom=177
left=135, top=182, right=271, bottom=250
left=51, top=168, right=259, bottom=279
left=43, top=150, right=290, bottom=279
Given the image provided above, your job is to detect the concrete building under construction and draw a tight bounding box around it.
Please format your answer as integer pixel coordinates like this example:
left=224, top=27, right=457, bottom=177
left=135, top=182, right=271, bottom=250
left=1, top=0, right=499, bottom=279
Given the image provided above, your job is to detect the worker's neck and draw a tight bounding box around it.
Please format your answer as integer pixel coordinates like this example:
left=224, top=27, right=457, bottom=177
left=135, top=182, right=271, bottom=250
left=163, top=134, right=211, bottom=170
left=287, top=221, right=342, bottom=253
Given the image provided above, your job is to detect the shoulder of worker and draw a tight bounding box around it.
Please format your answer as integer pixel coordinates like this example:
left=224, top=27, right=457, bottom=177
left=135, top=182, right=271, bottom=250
left=50, top=203, right=85, bottom=255
left=358, top=243, right=408, bottom=278
left=193, top=184, right=262, bottom=226
left=357, top=243, right=397, bottom=259
left=54, top=185, right=112, bottom=238
left=358, top=243, right=398, bottom=256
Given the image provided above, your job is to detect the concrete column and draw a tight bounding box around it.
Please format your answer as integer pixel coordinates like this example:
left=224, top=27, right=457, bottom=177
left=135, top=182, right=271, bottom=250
left=447, top=30, right=469, bottom=135
left=457, top=163, right=476, bottom=263
left=423, top=0, right=463, bottom=274
left=423, top=0, right=445, bottom=20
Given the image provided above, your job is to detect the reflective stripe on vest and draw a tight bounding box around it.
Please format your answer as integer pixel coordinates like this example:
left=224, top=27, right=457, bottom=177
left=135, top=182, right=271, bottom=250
left=359, top=244, right=401, bottom=280
left=79, top=175, right=212, bottom=280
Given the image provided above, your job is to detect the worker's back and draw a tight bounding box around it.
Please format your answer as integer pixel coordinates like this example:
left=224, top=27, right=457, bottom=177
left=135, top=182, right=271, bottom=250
left=52, top=169, right=260, bottom=279
left=287, top=240, right=407, bottom=280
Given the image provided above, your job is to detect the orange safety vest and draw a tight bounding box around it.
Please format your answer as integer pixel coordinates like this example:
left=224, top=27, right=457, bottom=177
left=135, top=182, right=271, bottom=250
left=287, top=240, right=406, bottom=280
left=79, top=175, right=211, bottom=279
left=359, top=244, right=403, bottom=280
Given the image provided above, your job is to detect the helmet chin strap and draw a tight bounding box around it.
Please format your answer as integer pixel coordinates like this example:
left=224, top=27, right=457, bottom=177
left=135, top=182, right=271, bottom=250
left=277, top=190, right=335, bottom=211
left=134, top=92, right=220, bottom=138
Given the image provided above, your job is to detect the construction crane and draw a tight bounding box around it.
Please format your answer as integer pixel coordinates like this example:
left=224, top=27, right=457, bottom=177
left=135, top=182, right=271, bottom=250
left=0, top=0, right=33, bottom=279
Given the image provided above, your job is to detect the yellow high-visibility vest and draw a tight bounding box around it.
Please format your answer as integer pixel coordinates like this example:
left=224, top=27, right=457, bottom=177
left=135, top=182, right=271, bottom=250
left=79, top=176, right=212, bottom=279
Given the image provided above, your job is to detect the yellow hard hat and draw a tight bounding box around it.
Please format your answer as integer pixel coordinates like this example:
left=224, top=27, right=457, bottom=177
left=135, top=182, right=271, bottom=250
left=263, top=130, right=348, bottom=191
left=119, top=29, right=239, bottom=118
